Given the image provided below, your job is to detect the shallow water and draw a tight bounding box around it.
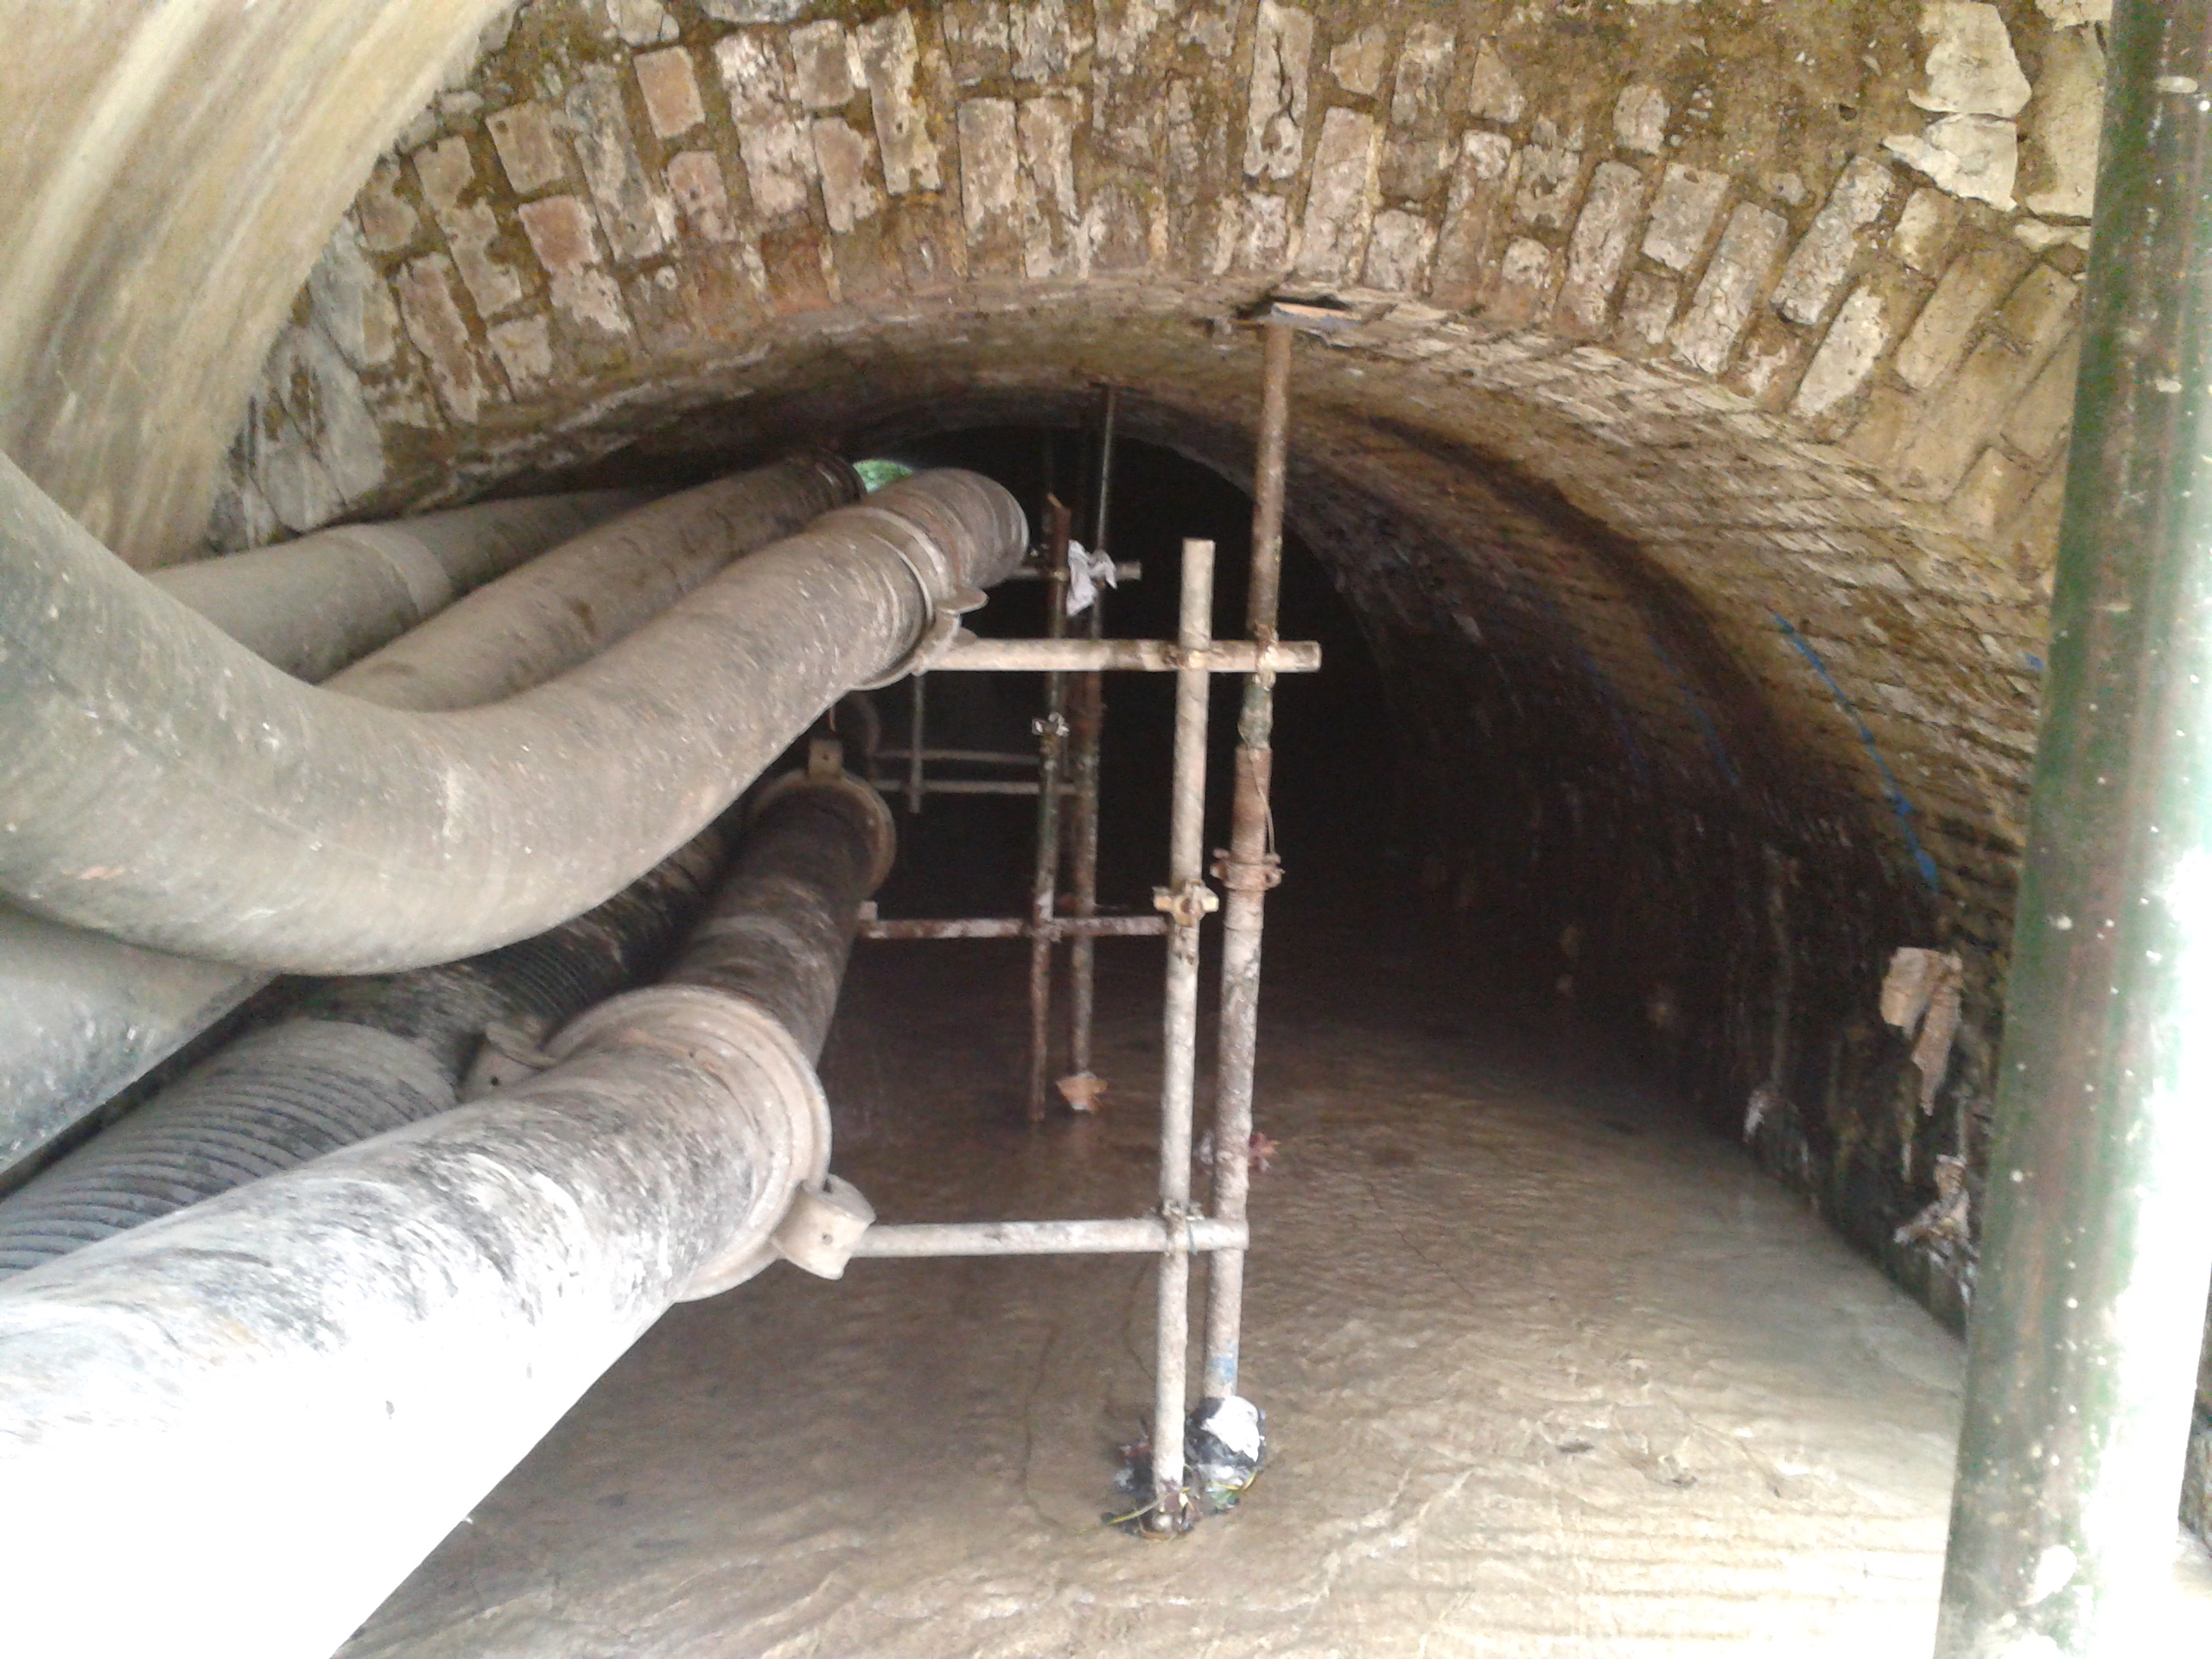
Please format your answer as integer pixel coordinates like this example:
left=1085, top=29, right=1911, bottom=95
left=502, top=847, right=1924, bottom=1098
left=343, top=896, right=2210, bottom=1657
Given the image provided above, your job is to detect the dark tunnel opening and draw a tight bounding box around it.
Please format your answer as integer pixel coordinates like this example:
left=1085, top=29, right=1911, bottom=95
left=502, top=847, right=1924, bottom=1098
left=861, top=427, right=1400, bottom=923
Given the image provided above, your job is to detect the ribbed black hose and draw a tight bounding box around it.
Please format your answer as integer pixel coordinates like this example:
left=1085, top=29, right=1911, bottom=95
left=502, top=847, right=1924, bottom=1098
left=671, top=785, right=883, bottom=1061
left=0, top=830, right=726, bottom=1275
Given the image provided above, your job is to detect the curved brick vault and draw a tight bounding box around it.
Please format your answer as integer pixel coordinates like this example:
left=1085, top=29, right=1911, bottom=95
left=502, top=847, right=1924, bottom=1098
left=23, top=0, right=2201, bottom=1499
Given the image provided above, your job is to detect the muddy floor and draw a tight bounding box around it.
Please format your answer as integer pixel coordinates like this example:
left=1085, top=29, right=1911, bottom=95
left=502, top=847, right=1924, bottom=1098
left=341, top=883, right=2210, bottom=1657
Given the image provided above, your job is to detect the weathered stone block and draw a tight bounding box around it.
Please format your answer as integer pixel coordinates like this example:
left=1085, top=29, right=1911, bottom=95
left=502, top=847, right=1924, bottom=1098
left=1467, top=42, right=1524, bottom=125
left=1912, top=3, right=2031, bottom=118
left=635, top=48, right=705, bottom=141
left=940, top=2, right=1010, bottom=86
left=718, top=33, right=816, bottom=220
left=412, top=137, right=474, bottom=216
left=1391, top=22, right=1455, bottom=128
left=856, top=10, right=943, bottom=194
left=677, top=245, right=763, bottom=338
left=1793, top=283, right=1893, bottom=421
left=759, top=222, right=832, bottom=312
left=1896, top=242, right=2027, bottom=388
left=790, top=20, right=858, bottom=110
left=957, top=97, right=1020, bottom=267
left=262, top=323, right=385, bottom=512
left=1243, top=0, right=1313, bottom=181
left=1614, top=86, right=1668, bottom=156
left=518, top=195, right=601, bottom=279
left=1327, top=22, right=1388, bottom=98
left=1618, top=270, right=1678, bottom=346
left=1772, top=156, right=1895, bottom=327
left=1993, top=264, right=2078, bottom=359
left=2001, top=331, right=2081, bottom=459
left=1430, top=131, right=1516, bottom=309
left=486, top=103, right=573, bottom=200
left=1949, top=443, right=2037, bottom=534
left=393, top=257, right=486, bottom=423
left=891, top=195, right=969, bottom=289
left=1016, top=96, right=1078, bottom=278
left=487, top=315, right=553, bottom=392
left=1081, top=178, right=1155, bottom=275
left=307, top=221, right=399, bottom=372
left=1556, top=161, right=1650, bottom=333
left=666, top=151, right=736, bottom=244
left=605, top=0, right=677, bottom=48
left=1900, top=334, right=2044, bottom=495
left=359, top=159, right=420, bottom=254
left=1674, top=203, right=1789, bottom=374
left=702, top=0, right=810, bottom=20
left=1892, top=188, right=1961, bottom=273
left=1297, top=107, right=1382, bottom=283
left=814, top=118, right=885, bottom=236
left=1643, top=164, right=1730, bottom=272
left=566, top=64, right=676, bottom=262
left=1363, top=208, right=1438, bottom=292
left=2024, top=27, right=2104, bottom=221
left=1382, top=133, right=1452, bottom=205
left=1516, top=143, right=1584, bottom=232
left=1230, top=190, right=1295, bottom=273
left=1490, top=236, right=1554, bottom=324
left=1011, top=0, right=1078, bottom=83
left=1885, top=114, right=2018, bottom=211
left=1731, top=311, right=1811, bottom=409
left=620, top=264, right=696, bottom=355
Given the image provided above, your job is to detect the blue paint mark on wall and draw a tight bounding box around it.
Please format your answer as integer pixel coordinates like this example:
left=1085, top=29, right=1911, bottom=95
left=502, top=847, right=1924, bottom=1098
left=1773, top=613, right=1942, bottom=893
left=1646, top=633, right=1742, bottom=790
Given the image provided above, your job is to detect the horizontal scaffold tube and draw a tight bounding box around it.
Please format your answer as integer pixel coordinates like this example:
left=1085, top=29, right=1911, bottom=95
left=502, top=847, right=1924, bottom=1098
left=0, top=455, right=874, bottom=1170
left=0, top=772, right=888, bottom=1659
left=0, top=457, right=1022, bottom=973
left=151, top=489, right=648, bottom=682
left=0, top=829, right=729, bottom=1275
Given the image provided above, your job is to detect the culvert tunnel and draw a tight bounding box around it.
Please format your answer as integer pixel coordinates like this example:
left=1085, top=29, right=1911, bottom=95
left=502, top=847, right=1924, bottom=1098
left=4, top=2, right=2212, bottom=1655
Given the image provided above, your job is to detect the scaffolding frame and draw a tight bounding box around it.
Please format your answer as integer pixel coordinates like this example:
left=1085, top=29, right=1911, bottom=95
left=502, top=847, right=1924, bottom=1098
left=852, top=336, right=1316, bottom=1529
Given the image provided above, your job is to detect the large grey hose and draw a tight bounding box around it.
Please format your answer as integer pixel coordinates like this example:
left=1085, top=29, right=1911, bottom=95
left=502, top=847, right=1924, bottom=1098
left=0, top=455, right=875, bottom=1168
left=0, top=773, right=888, bottom=1659
left=0, top=827, right=728, bottom=1274
left=0, top=456, right=1021, bottom=972
left=151, top=490, right=647, bottom=681
left=326, top=455, right=855, bottom=709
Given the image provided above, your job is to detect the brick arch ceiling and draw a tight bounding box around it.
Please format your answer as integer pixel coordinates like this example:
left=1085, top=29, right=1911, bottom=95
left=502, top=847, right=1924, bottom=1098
left=226, top=0, right=2093, bottom=947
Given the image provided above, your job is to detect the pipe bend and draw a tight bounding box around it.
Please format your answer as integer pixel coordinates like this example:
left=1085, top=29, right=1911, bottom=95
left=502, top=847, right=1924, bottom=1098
left=0, top=456, right=1024, bottom=974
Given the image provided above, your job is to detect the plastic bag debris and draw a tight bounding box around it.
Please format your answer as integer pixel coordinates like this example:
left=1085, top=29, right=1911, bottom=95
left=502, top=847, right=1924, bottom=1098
left=1064, top=539, right=1118, bottom=617
left=1108, top=1396, right=1267, bottom=1535
left=1881, top=947, right=1965, bottom=1113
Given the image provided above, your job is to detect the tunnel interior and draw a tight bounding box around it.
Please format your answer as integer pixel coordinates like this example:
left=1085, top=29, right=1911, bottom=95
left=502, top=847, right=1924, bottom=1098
left=7, top=1, right=2212, bottom=1652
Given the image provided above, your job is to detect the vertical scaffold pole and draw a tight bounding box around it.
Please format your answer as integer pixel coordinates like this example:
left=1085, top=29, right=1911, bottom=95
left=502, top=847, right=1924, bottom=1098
left=1025, top=498, right=1072, bottom=1122
left=1936, top=4, right=2212, bottom=1652
left=1069, top=388, right=1117, bottom=1083
left=1149, top=537, right=1216, bottom=1529
left=904, top=673, right=925, bottom=817
left=1203, top=318, right=1293, bottom=1404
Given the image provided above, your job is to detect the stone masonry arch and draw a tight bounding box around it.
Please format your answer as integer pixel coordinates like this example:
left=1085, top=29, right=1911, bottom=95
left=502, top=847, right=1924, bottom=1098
left=21, top=0, right=2176, bottom=1440
left=188, top=0, right=2124, bottom=1333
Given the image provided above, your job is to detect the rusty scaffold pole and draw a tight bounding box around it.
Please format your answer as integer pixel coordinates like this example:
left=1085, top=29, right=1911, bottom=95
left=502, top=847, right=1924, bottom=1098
left=1147, top=536, right=1218, bottom=1529
left=1066, top=387, right=1117, bottom=1090
left=1202, top=315, right=1294, bottom=1407
left=1936, top=3, right=2212, bottom=1652
left=1025, top=497, right=1073, bottom=1122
